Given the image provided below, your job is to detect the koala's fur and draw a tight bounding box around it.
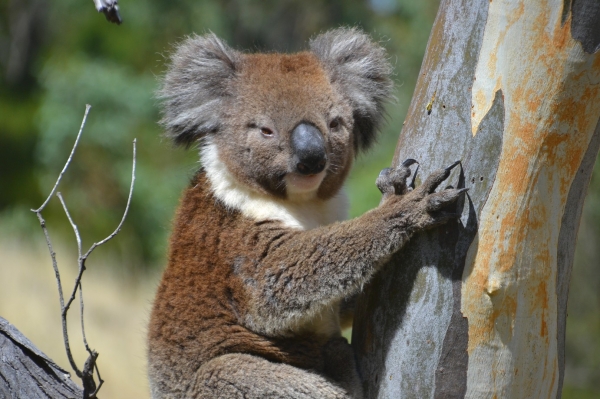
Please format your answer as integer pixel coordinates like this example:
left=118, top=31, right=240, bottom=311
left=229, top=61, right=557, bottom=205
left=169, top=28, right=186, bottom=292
left=148, top=28, right=465, bottom=399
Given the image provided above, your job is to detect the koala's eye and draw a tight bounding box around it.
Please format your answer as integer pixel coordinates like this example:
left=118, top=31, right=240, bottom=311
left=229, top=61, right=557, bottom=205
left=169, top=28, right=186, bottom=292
left=261, top=127, right=274, bottom=137
left=329, top=118, right=341, bottom=130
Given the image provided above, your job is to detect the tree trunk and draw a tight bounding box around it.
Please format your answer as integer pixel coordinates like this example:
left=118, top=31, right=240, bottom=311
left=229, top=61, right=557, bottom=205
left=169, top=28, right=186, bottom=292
left=352, top=1, right=600, bottom=398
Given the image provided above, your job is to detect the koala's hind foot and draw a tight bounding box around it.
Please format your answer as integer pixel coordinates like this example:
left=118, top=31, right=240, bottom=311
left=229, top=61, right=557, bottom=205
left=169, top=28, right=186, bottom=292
left=189, top=353, right=361, bottom=399
left=322, top=337, right=363, bottom=398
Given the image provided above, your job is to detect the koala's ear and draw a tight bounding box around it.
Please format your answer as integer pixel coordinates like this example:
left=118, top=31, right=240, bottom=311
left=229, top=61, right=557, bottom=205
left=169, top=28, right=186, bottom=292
left=158, top=33, right=241, bottom=147
left=310, top=28, right=393, bottom=152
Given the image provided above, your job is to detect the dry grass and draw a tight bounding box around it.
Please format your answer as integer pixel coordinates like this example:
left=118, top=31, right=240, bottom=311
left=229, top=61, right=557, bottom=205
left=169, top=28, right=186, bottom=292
left=0, top=236, right=159, bottom=398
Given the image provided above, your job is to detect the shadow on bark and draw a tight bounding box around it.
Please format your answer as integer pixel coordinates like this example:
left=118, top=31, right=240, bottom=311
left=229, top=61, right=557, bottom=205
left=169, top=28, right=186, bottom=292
left=353, top=90, right=505, bottom=398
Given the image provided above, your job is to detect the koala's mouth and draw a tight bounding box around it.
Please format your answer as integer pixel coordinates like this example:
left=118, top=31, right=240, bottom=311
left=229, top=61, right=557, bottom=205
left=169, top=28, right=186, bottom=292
left=284, top=171, right=326, bottom=196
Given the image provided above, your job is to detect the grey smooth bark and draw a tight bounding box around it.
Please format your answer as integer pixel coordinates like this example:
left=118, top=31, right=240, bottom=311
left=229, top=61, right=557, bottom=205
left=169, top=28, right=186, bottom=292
left=352, top=1, right=600, bottom=398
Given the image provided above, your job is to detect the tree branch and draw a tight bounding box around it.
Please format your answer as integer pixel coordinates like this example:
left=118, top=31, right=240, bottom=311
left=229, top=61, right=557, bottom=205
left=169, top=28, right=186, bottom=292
left=32, top=104, right=90, bottom=214
left=31, top=105, right=137, bottom=398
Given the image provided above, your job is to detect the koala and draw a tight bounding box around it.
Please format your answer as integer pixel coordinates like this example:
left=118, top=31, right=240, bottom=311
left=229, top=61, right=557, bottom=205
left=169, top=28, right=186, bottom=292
left=147, top=27, right=466, bottom=399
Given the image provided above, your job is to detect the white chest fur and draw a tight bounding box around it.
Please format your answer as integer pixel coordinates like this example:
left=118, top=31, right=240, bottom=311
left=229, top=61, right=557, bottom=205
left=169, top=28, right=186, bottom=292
left=200, top=140, right=348, bottom=338
left=200, top=141, right=349, bottom=230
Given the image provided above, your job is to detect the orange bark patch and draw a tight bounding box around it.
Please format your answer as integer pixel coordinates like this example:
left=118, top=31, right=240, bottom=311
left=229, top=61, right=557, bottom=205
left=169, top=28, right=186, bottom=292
left=536, top=281, right=548, bottom=337
left=463, top=0, right=600, bottom=394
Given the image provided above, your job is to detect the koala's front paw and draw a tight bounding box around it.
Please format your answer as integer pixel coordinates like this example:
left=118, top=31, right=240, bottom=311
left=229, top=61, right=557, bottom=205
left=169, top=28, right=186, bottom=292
left=376, top=158, right=418, bottom=199
left=391, top=160, right=467, bottom=230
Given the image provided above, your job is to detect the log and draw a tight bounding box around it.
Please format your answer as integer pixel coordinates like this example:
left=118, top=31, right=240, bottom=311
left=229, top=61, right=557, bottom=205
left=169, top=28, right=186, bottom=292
left=0, top=317, right=83, bottom=399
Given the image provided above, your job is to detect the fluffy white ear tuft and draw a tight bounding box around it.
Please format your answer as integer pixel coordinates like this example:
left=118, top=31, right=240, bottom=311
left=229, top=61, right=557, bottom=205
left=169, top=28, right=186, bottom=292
left=310, top=27, right=393, bottom=152
left=158, top=33, right=241, bottom=147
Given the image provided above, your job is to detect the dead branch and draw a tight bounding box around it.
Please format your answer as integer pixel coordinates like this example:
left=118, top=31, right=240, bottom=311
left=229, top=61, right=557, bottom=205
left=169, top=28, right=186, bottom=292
left=31, top=104, right=136, bottom=398
left=0, top=317, right=83, bottom=398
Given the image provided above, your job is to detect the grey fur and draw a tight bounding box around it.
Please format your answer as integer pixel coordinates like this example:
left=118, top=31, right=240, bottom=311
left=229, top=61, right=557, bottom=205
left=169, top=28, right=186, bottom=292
left=191, top=354, right=350, bottom=399
left=157, top=33, right=241, bottom=146
left=310, top=27, right=393, bottom=150
left=187, top=338, right=361, bottom=398
left=158, top=28, right=393, bottom=151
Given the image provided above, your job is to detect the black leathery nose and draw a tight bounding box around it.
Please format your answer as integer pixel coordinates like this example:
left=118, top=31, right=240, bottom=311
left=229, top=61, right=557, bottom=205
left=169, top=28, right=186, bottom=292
left=290, top=123, right=327, bottom=175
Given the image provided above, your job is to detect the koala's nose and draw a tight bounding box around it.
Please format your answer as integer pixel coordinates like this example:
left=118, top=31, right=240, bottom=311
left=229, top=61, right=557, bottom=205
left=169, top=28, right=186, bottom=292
left=290, top=123, right=327, bottom=175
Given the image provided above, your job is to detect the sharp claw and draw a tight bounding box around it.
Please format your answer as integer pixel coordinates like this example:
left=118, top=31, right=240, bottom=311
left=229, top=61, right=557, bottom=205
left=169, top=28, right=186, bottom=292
left=409, top=164, right=420, bottom=190
left=445, top=160, right=462, bottom=172
left=402, top=158, right=419, bottom=167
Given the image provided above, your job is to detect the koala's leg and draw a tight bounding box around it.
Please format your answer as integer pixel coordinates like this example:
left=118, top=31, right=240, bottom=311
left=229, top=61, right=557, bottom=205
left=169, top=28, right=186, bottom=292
left=189, top=353, right=357, bottom=399
left=322, top=337, right=363, bottom=398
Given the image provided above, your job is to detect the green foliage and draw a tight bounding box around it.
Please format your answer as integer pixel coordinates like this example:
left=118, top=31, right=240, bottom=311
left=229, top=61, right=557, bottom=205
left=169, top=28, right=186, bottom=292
left=562, top=385, right=600, bottom=399
left=34, top=55, right=195, bottom=262
left=565, top=153, right=600, bottom=391
left=1, top=0, right=442, bottom=265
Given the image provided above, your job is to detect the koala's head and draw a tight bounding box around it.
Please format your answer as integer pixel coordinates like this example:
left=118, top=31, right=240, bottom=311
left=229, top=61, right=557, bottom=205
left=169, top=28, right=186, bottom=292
left=158, top=28, right=393, bottom=202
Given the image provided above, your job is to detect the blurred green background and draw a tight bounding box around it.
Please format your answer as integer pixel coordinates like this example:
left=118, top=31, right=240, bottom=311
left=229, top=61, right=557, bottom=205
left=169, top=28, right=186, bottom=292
left=0, top=0, right=598, bottom=397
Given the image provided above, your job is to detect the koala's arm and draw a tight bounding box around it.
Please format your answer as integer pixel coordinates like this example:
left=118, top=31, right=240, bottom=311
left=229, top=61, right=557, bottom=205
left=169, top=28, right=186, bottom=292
left=243, top=165, right=466, bottom=333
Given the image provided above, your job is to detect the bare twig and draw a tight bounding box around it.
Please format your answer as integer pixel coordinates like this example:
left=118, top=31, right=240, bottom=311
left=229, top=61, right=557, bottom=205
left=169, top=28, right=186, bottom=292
left=32, top=104, right=90, bottom=214
left=32, top=105, right=91, bottom=378
left=31, top=105, right=136, bottom=398
left=83, top=138, right=136, bottom=258
left=92, top=362, right=104, bottom=398
left=62, top=139, right=137, bottom=316
left=78, top=282, right=90, bottom=352
left=32, top=210, right=79, bottom=375
left=57, top=192, right=82, bottom=259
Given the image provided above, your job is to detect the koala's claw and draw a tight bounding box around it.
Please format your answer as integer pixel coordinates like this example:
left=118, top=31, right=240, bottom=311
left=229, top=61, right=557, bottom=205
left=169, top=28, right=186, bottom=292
left=408, top=163, right=420, bottom=190
left=415, top=160, right=462, bottom=194
left=381, top=160, right=467, bottom=231
left=402, top=158, right=418, bottom=167
left=379, top=159, right=462, bottom=202
left=445, top=160, right=462, bottom=173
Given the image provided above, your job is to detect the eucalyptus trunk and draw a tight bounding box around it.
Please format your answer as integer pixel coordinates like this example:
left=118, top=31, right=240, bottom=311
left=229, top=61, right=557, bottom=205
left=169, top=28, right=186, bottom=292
left=352, top=1, right=600, bottom=398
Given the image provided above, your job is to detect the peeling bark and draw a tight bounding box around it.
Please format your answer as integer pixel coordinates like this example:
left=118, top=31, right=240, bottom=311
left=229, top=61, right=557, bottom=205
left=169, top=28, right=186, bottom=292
left=352, top=1, right=600, bottom=398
